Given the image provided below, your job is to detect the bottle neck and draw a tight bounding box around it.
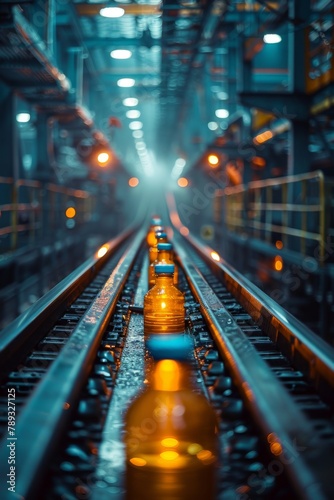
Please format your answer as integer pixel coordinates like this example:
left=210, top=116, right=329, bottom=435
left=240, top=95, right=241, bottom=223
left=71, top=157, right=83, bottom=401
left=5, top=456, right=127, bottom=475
left=157, top=250, right=172, bottom=262
left=155, top=273, right=174, bottom=283
left=151, top=360, right=191, bottom=391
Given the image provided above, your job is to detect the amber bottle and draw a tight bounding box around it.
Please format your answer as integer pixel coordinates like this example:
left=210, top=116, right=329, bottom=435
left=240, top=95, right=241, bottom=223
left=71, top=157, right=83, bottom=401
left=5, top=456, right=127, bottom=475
left=144, top=264, right=184, bottom=336
left=146, top=216, right=163, bottom=247
left=148, top=231, right=169, bottom=265
left=124, top=335, right=219, bottom=500
left=148, top=242, right=178, bottom=289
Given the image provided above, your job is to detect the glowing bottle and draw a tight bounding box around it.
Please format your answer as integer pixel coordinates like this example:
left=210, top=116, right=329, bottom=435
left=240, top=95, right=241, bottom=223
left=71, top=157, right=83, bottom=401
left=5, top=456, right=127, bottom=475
left=124, top=335, right=218, bottom=500
left=144, top=264, right=184, bottom=336
left=148, top=231, right=169, bottom=266
left=146, top=216, right=163, bottom=247
left=148, top=242, right=178, bottom=289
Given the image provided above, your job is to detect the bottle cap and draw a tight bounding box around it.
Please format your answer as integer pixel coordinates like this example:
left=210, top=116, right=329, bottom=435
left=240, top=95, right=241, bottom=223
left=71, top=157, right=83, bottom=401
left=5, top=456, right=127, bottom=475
left=147, top=334, right=193, bottom=361
left=154, top=263, right=174, bottom=274
left=151, top=217, right=162, bottom=225
left=156, top=231, right=167, bottom=239
left=157, top=243, right=172, bottom=251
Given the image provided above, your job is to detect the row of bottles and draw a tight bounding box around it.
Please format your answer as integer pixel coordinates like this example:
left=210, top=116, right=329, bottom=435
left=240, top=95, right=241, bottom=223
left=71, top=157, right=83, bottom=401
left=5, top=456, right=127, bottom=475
left=123, top=217, right=219, bottom=499
left=144, top=217, right=183, bottom=337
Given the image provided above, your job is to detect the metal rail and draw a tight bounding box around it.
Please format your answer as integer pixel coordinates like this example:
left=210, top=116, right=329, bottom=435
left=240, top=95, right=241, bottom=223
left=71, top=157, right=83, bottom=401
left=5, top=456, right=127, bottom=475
left=167, top=192, right=334, bottom=498
left=0, top=224, right=138, bottom=372
left=174, top=236, right=333, bottom=500
left=180, top=232, right=334, bottom=406
left=0, top=229, right=145, bottom=499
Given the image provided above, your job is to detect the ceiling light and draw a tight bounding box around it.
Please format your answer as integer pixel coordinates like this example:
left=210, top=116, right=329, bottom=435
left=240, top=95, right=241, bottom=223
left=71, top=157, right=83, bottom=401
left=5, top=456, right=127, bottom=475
left=217, top=91, right=228, bottom=100
left=100, top=7, right=125, bottom=18
left=129, top=177, right=139, bottom=187
left=123, top=98, right=139, bottom=107
left=178, top=177, right=189, bottom=188
left=132, top=130, right=143, bottom=138
left=97, top=152, right=110, bottom=165
left=175, top=158, right=186, bottom=168
left=110, top=49, right=132, bottom=59
left=208, top=154, right=220, bottom=167
left=208, top=122, right=218, bottom=131
left=215, top=109, right=229, bottom=119
left=16, top=113, right=30, bottom=123
left=117, top=78, right=135, bottom=88
left=126, top=110, right=141, bottom=119
left=263, top=34, right=282, bottom=44
left=129, top=121, right=143, bottom=130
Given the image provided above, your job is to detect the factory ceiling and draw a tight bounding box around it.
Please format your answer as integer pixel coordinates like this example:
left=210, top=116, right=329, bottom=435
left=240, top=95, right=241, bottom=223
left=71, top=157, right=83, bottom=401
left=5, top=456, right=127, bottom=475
left=0, top=1, right=333, bottom=182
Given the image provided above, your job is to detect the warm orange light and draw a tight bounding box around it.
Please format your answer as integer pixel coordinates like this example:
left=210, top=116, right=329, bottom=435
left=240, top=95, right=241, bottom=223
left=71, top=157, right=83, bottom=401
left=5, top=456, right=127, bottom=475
left=177, top=177, right=188, bottom=188
left=210, top=251, right=220, bottom=262
left=180, top=226, right=189, bottom=236
left=270, top=442, right=283, bottom=456
left=130, top=457, right=147, bottom=467
left=208, top=154, right=219, bottom=167
left=274, top=256, right=283, bottom=271
left=65, top=207, right=76, bottom=218
left=197, top=450, right=215, bottom=464
left=160, top=451, right=179, bottom=461
left=97, top=244, right=109, bottom=258
left=161, top=438, right=179, bottom=448
left=267, top=433, right=283, bottom=456
left=97, top=152, right=110, bottom=164
left=254, top=130, right=273, bottom=145
left=63, top=402, right=70, bottom=410
left=153, top=360, right=181, bottom=391
left=129, top=177, right=139, bottom=187
left=275, top=240, right=283, bottom=250
left=252, top=156, right=266, bottom=168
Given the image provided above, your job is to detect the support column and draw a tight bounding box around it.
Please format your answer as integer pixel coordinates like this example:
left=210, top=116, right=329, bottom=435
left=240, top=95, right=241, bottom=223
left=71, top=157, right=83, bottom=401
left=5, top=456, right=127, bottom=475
left=287, top=0, right=311, bottom=177
left=67, top=47, right=84, bottom=106
left=287, top=0, right=311, bottom=253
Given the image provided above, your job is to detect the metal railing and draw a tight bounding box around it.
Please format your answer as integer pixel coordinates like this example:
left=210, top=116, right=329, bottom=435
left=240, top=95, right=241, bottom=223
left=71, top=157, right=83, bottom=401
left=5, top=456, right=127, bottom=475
left=0, top=177, right=95, bottom=251
left=214, top=171, right=328, bottom=263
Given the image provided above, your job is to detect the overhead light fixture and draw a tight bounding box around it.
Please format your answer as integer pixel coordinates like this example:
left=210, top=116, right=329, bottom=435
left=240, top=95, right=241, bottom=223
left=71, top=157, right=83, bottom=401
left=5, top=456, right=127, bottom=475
left=65, top=207, right=76, bottom=219
left=123, top=97, right=138, bottom=107
left=129, top=177, right=139, bottom=188
left=97, top=152, right=110, bottom=165
left=100, top=7, right=125, bottom=18
left=217, top=91, right=228, bottom=100
left=263, top=34, right=282, bottom=44
left=117, top=78, right=135, bottom=88
left=215, top=109, right=229, bottom=119
left=126, top=110, right=141, bottom=119
left=178, top=177, right=189, bottom=188
left=208, top=122, right=218, bottom=131
left=254, top=130, right=273, bottom=145
left=132, top=130, right=143, bottom=138
left=110, top=49, right=132, bottom=59
left=208, top=154, right=220, bottom=167
left=16, top=113, right=31, bottom=123
left=129, top=121, right=143, bottom=130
